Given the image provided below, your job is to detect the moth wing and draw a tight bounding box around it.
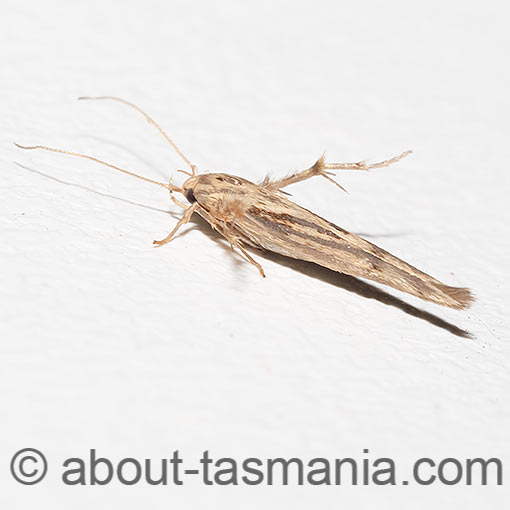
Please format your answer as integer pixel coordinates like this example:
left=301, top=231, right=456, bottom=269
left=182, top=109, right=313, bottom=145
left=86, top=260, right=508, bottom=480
left=233, top=192, right=472, bottom=309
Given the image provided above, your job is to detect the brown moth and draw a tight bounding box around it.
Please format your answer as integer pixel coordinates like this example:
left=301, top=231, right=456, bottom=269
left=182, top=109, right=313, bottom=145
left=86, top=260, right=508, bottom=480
left=16, top=96, right=473, bottom=310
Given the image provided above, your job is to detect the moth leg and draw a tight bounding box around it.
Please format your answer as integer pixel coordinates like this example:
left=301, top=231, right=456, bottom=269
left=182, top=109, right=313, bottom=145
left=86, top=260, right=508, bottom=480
left=224, top=237, right=266, bottom=278
left=153, top=202, right=198, bottom=246
left=233, top=242, right=266, bottom=278
left=323, top=150, right=412, bottom=171
left=205, top=216, right=266, bottom=278
left=218, top=226, right=266, bottom=277
left=170, top=194, right=189, bottom=209
left=196, top=197, right=266, bottom=277
left=263, top=150, right=412, bottom=192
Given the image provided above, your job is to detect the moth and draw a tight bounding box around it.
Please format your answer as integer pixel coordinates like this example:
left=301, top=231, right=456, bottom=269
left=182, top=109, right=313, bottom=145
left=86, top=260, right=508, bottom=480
left=16, top=96, right=473, bottom=310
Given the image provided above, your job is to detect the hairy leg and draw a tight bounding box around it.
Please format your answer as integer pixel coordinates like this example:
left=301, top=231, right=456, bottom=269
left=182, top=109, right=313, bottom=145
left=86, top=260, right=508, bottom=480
left=263, top=150, right=412, bottom=192
left=198, top=208, right=266, bottom=278
left=233, top=241, right=266, bottom=278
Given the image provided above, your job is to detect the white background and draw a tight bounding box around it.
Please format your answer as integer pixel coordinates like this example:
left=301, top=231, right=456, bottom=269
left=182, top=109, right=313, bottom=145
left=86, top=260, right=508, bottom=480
left=1, top=0, right=509, bottom=507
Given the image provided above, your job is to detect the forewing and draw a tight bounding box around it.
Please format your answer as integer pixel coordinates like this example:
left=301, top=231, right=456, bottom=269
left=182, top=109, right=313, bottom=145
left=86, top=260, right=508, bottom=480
left=232, top=190, right=472, bottom=309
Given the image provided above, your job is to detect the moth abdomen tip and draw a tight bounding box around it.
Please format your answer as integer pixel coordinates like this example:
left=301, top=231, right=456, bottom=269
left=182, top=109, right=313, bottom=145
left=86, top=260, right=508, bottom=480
left=440, top=285, right=475, bottom=310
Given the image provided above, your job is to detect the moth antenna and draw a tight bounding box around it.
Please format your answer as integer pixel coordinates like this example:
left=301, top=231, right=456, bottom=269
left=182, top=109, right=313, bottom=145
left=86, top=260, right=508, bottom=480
left=14, top=143, right=182, bottom=193
left=78, top=96, right=197, bottom=175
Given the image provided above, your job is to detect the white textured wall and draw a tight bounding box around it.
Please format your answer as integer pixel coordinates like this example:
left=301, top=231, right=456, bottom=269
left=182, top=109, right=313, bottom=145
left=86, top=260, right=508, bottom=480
left=1, top=0, right=509, bottom=507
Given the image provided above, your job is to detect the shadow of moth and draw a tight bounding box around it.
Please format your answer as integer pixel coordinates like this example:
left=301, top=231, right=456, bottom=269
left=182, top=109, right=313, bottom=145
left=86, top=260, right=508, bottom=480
left=16, top=97, right=473, bottom=310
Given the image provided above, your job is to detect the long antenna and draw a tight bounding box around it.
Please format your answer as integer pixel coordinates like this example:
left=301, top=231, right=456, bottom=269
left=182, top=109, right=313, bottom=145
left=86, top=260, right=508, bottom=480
left=14, top=143, right=182, bottom=192
left=78, top=96, right=197, bottom=175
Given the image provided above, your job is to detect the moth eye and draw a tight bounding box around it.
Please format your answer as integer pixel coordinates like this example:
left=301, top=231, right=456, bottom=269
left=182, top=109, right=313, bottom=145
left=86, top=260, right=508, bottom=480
left=185, top=189, right=197, bottom=203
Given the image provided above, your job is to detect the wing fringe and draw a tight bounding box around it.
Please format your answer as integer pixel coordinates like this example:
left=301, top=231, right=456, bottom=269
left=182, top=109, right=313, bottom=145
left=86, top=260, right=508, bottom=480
left=437, top=284, right=474, bottom=310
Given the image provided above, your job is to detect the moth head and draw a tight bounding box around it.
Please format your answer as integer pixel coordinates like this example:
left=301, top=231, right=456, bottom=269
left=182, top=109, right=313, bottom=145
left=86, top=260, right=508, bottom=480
left=181, top=173, right=248, bottom=205
left=182, top=175, right=200, bottom=204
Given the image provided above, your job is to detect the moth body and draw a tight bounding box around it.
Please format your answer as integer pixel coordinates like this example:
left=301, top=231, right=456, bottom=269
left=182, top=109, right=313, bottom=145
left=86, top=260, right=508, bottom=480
left=16, top=96, right=473, bottom=311
left=184, top=173, right=473, bottom=310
